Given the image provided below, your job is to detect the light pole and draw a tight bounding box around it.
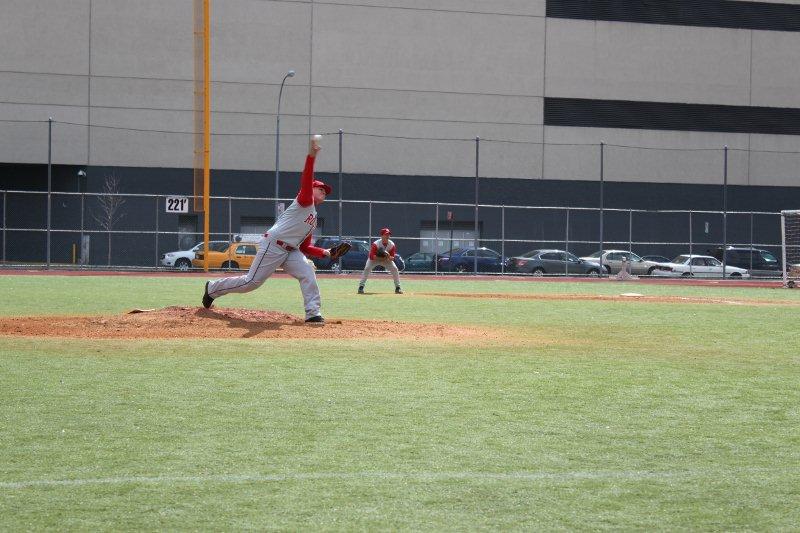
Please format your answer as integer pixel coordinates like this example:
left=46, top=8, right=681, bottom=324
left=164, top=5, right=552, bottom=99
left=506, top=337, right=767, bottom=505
left=275, top=69, right=295, bottom=216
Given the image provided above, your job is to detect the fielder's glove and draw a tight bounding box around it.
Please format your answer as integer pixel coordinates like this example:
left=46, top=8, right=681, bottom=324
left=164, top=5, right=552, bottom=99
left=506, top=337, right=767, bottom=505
left=376, top=250, right=388, bottom=258
left=328, top=241, right=352, bottom=261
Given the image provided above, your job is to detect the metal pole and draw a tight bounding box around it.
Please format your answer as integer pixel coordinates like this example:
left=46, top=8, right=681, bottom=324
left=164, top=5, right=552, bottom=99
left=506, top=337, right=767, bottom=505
left=275, top=71, right=294, bottom=216
left=565, top=208, right=570, bottom=276
left=628, top=209, right=633, bottom=253
left=599, top=141, right=604, bottom=277
left=47, top=117, right=52, bottom=269
left=781, top=212, right=787, bottom=287
left=722, top=145, right=728, bottom=279
left=80, top=192, right=84, bottom=267
left=501, top=205, right=506, bottom=275
left=749, top=212, right=754, bottom=272
left=434, top=203, right=439, bottom=274
left=474, top=136, right=479, bottom=275
left=338, top=129, right=343, bottom=241
left=2, top=191, right=6, bottom=263
left=155, top=196, right=159, bottom=268
left=689, top=211, right=693, bottom=275
left=228, top=196, right=232, bottom=245
left=368, top=201, right=372, bottom=242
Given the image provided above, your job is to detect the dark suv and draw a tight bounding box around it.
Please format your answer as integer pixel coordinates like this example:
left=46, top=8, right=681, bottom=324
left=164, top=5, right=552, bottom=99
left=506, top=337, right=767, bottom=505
left=312, top=238, right=404, bottom=272
left=710, top=247, right=781, bottom=278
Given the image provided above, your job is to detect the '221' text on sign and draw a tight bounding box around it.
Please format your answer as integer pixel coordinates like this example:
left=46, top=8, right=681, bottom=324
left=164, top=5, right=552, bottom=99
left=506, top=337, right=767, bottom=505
left=166, top=196, right=189, bottom=213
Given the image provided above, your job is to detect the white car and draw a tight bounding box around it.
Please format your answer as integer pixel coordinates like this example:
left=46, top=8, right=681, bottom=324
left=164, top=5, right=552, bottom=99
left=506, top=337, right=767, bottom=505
left=161, top=241, right=229, bottom=271
left=650, top=254, right=750, bottom=278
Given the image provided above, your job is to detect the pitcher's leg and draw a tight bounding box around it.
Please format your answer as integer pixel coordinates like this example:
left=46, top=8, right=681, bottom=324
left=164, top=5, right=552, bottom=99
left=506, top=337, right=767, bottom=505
left=282, top=251, right=322, bottom=319
left=207, top=239, right=283, bottom=298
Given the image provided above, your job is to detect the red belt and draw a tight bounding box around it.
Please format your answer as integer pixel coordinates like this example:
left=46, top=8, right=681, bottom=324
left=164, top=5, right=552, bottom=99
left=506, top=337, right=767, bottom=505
left=264, top=233, right=295, bottom=251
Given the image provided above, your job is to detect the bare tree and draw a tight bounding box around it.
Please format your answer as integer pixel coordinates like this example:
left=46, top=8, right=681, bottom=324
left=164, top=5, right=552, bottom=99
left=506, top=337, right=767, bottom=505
left=92, top=174, right=125, bottom=266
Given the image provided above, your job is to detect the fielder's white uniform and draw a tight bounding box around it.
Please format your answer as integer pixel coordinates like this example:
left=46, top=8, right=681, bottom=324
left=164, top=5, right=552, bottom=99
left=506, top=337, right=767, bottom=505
left=206, top=155, right=327, bottom=320
left=359, top=238, right=401, bottom=289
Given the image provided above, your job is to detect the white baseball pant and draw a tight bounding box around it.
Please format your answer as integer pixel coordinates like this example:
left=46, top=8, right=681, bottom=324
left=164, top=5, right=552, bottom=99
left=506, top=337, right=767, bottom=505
left=206, top=236, right=322, bottom=319
left=359, top=258, right=401, bottom=288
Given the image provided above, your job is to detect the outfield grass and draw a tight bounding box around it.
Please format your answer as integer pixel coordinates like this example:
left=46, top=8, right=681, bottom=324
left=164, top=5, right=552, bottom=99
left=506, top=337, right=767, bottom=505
left=1, top=275, right=798, bottom=530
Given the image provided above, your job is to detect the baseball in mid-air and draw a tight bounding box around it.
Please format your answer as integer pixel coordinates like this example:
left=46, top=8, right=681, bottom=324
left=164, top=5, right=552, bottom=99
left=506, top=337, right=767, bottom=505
left=312, top=134, right=323, bottom=142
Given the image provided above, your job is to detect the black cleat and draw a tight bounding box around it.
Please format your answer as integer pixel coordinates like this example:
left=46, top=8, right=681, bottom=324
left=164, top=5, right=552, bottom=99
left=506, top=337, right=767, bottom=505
left=202, top=281, right=214, bottom=309
left=305, top=315, right=325, bottom=324
left=357, top=286, right=364, bottom=294
left=395, top=287, right=403, bottom=294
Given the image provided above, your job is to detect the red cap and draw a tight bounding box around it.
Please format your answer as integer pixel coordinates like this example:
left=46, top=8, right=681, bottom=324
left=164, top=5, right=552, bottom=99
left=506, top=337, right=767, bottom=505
left=313, top=180, right=331, bottom=195
left=380, top=227, right=391, bottom=236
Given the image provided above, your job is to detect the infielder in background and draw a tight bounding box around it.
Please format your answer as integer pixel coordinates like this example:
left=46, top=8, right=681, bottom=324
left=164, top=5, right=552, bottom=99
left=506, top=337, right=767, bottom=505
left=202, top=137, right=337, bottom=323
left=358, top=227, right=402, bottom=294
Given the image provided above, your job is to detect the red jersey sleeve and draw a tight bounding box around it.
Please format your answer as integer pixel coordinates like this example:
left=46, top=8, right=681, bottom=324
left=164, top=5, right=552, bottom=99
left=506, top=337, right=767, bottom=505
left=388, top=243, right=396, bottom=258
left=299, top=233, right=326, bottom=259
left=296, top=155, right=316, bottom=207
left=369, top=243, right=378, bottom=261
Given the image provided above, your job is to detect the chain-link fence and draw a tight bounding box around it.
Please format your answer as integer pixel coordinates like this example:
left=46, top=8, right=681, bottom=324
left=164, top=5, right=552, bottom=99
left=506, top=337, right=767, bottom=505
left=0, top=118, right=796, bottom=278
left=0, top=187, right=786, bottom=278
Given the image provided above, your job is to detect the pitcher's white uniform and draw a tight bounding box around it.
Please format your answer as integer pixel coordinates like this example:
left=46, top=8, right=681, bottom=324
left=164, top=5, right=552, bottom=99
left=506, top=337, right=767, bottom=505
left=205, top=154, right=330, bottom=320
left=359, top=231, right=401, bottom=292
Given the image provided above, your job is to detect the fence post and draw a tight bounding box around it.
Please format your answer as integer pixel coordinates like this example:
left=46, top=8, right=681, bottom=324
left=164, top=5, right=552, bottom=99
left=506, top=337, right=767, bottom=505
left=79, top=192, right=85, bottom=267
left=474, top=136, right=479, bottom=275
left=2, top=191, right=6, bottom=264
left=629, top=209, right=633, bottom=253
left=565, top=208, right=570, bottom=276
left=749, top=212, right=754, bottom=272
left=228, top=196, right=232, bottom=245
left=501, top=205, right=505, bottom=275
left=722, top=145, right=728, bottom=279
left=47, top=117, right=52, bottom=268
left=689, top=211, right=693, bottom=275
left=368, top=201, right=373, bottom=243
left=599, top=141, right=604, bottom=277
left=434, top=203, right=439, bottom=274
left=155, top=196, right=159, bottom=268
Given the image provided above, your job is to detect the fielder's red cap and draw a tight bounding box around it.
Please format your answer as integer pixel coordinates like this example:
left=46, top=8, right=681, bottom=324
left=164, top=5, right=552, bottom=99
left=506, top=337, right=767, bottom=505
left=313, top=180, right=332, bottom=195
left=380, top=227, right=391, bottom=236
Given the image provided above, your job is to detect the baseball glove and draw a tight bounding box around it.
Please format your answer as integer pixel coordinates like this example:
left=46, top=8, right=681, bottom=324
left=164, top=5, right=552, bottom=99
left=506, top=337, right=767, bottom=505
left=328, top=241, right=352, bottom=261
left=376, top=249, right=388, bottom=258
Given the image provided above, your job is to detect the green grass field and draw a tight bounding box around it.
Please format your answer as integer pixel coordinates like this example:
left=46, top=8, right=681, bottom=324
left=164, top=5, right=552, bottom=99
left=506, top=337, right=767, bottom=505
left=1, top=274, right=799, bottom=530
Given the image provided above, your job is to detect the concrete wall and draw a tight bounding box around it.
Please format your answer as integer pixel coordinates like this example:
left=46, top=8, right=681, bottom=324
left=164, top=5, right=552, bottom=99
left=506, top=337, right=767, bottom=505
left=1, top=0, right=799, bottom=189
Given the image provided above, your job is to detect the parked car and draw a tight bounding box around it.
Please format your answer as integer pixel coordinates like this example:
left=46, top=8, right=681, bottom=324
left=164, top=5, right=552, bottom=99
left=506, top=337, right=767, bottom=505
left=437, top=247, right=504, bottom=273
left=710, top=247, right=782, bottom=278
left=579, top=250, right=665, bottom=275
left=651, top=254, right=750, bottom=278
left=192, top=241, right=259, bottom=270
left=312, top=238, right=404, bottom=272
left=404, top=252, right=437, bottom=272
left=161, top=241, right=228, bottom=271
left=641, top=255, right=672, bottom=264
left=506, top=249, right=602, bottom=276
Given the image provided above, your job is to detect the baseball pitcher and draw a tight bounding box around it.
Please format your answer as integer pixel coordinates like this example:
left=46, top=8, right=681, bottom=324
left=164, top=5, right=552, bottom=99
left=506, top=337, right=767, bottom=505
left=202, top=137, right=344, bottom=323
left=358, top=227, right=402, bottom=294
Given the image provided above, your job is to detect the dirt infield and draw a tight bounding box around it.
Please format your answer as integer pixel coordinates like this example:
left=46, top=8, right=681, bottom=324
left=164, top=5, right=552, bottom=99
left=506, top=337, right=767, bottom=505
left=419, top=292, right=800, bottom=307
left=0, top=306, right=504, bottom=341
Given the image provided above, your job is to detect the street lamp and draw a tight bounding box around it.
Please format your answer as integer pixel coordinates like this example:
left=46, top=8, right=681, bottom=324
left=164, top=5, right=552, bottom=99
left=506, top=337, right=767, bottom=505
left=275, top=69, right=295, bottom=216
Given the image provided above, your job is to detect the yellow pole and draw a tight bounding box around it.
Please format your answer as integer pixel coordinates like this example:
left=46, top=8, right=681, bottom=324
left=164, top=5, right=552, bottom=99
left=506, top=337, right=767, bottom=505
left=72, top=243, right=76, bottom=264
left=202, top=0, right=211, bottom=272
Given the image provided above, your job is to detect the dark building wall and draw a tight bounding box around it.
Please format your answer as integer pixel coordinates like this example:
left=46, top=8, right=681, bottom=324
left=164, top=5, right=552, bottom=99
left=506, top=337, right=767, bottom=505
left=2, top=163, right=797, bottom=266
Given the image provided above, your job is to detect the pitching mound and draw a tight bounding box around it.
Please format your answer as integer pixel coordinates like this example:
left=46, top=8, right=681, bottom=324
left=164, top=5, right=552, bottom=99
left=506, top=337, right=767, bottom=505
left=0, top=306, right=499, bottom=341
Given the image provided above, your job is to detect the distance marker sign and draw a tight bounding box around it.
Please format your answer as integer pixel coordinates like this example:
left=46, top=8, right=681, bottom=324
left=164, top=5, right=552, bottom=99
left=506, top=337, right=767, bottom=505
left=166, top=196, right=189, bottom=213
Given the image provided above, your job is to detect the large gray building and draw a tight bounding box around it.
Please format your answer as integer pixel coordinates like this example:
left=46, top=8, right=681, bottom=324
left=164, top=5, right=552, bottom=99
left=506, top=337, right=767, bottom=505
left=2, top=0, right=800, bottom=264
